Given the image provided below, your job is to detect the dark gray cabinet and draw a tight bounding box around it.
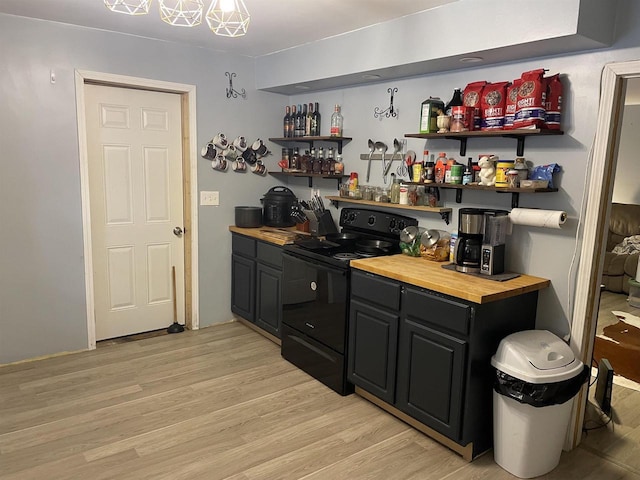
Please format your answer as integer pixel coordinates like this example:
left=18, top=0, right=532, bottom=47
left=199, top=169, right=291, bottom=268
left=348, top=269, right=539, bottom=459
left=231, top=233, right=283, bottom=339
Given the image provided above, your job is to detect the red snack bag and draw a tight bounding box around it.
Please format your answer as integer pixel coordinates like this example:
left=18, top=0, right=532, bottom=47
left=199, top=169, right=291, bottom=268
left=545, top=74, right=563, bottom=130
left=514, top=69, right=546, bottom=129
left=463, top=81, right=487, bottom=131
left=480, top=81, right=510, bottom=130
left=503, top=79, right=521, bottom=130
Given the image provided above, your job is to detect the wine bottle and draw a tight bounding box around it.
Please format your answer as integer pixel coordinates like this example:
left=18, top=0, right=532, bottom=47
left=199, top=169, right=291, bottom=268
left=312, top=102, right=321, bottom=136
left=330, top=104, right=343, bottom=137
left=283, top=106, right=291, bottom=137
left=305, top=103, right=313, bottom=136
left=290, top=105, right=297, bottom=137
left=295, top=104, right=303, bottom=137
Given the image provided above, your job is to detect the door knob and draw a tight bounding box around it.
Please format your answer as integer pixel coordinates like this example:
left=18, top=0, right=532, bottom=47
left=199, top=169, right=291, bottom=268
left=173, top=227, right=183, bottom=237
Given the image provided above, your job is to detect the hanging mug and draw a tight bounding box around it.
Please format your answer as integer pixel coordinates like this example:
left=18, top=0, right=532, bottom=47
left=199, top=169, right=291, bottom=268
left=232, top=159, right=247, bottom=172
left=252, top=139, right=268, bottom=156
left=201, top=143, right=217, bottom=160
left=212, top=133, right=228, bottom=149
left=211, top=154, right=228, bottom=171
left=233, top=136, right=248, bottom=152
left=251, top=161, right=266, bottom=175
left=223, top=145, right=238, bottom=160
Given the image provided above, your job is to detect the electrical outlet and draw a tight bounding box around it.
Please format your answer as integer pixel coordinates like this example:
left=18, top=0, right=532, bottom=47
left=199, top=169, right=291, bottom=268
left=200, top=191, right=219, bottom=206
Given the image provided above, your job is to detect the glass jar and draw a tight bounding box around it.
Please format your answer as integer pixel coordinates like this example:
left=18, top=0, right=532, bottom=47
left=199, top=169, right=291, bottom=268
left=362, top=185, right=374, bottom=201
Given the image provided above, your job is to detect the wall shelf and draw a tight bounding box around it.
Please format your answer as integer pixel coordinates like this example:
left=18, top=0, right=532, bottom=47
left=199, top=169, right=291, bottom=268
left=269, top=172, right=348, bottom=189
left=326, top=196, right=452, bottom=224
left=269, top=136, right=352, bottom=154
left=405, top=183, right=559, bottom=208
left=404, top=129, right=564, bottom=156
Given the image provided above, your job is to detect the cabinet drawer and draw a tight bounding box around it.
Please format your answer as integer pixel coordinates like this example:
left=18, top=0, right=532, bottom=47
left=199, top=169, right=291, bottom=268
left=232, top=234, right=256, bottom=258
left=351, top=270, right=401, bottom=311
left=404, top=287, right=470, bottom=336
left=257, top=241, right=283, bottom=269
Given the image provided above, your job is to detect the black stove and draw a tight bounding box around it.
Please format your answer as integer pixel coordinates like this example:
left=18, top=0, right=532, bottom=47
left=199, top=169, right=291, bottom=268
left=280, top=208, right=418, bottom=395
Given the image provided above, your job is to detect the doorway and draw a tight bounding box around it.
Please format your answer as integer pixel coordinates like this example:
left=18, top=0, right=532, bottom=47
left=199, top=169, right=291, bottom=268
left=75, top=70, right=199, bottom=349
left=567, top=60, right=640, bottom=449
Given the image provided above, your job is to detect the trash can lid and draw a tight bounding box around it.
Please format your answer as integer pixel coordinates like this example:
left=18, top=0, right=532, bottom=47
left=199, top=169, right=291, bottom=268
left=491, top=330, right=584, bottom=384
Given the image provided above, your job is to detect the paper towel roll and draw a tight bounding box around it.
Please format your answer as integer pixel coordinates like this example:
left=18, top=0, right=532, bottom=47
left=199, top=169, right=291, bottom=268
left=509, top=208, right=567, bottom=229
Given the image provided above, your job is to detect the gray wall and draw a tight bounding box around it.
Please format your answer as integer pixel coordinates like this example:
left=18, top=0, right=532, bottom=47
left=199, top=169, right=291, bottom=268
left=3, top=0, right=640, bottom=363
left=0, top=14, right=283, bottom=363
left=613, top=104, right=640, bottom=204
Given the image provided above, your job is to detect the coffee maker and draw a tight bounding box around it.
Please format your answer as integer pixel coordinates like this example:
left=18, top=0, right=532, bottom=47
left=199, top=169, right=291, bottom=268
left=480, top=210, right=509, bottom=275
left=455, top=208, right=484, bottom=273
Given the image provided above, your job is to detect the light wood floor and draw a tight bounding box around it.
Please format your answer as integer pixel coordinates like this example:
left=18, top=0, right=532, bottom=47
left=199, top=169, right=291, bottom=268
left=1, top=322, right=639, bottom=480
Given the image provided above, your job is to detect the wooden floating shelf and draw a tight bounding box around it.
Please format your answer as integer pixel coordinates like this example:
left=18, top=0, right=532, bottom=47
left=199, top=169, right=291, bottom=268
left=405, top=129, right=564, bottom=156
left=325, top=196, right=452, bottom=224
left=268, top=136, right=352, bottom=154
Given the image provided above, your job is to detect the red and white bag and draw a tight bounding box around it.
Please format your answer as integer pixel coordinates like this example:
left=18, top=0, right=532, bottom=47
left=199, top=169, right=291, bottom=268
left=480, top=81, right=510, bottom=130
left=514, top=69, right=546, bottom=129
left=545, top=74, right=563, bottom=130
left=503, top=79, right=521, bottom=130
left=463, top=81, right=487, bottom=131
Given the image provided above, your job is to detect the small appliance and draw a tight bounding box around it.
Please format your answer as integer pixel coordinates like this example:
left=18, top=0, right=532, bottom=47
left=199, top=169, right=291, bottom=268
left=480, top=209, right=509, bottom=275
left=455, top=208, right=484, bottom=273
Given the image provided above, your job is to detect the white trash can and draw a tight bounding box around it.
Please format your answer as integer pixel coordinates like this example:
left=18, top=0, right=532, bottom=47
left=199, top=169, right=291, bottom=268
left=491, top=330, right=588, bottom=479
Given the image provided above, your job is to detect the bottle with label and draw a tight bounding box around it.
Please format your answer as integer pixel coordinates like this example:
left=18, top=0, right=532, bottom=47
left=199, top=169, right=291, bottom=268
left=349, top=172, right=359, bottom=196
left=283, top=106, right=291, bottom=137
left=330, top=104, right=343, bottom=137
left=334, top=153, right=344, bottom=174
left=290, top=105, right=297, bottom=137
left=434, top=152, right=447, bottom=183
left=399, top=183, right=409, bottom=205
left=314, top=147, right=325, bottom=173
left=311, top=102, right=321, bottom=136
left=301, top=104, right=308, bottom=137
left=305, top=103, right=313, bottom=136
left=390, top=174, right=400, bottom=204
left=445, top=88, right=463, bottom=116
left=290, top=147, right=300, bottom=170
left=297, top=104, right=305, bottom=137
left=445, top=157, right=456, bottom=184
left=324, top=147, right=335, bottom=174
left=462, top=158, right=474, bottom=185
left=450, top=231, right=458, bottom=262
left=425, top=153, right=435, bottom=183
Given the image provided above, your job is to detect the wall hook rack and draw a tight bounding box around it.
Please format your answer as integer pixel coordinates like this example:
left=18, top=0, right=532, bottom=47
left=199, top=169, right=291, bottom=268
left=225, top=72, right=246, bottom=99
left=374, top=87, right=398, bottom=119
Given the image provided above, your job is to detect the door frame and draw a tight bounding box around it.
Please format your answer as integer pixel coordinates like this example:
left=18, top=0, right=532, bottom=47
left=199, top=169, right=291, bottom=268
left=566, top=60, right=638, bottom=449
left=75, top=70, right=199, bottom=349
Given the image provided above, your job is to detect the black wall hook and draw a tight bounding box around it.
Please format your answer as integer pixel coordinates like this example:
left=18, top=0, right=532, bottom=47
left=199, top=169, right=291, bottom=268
left=225, top=72, right=246, bottom=99
left=374, top=87, right=398, bottom=119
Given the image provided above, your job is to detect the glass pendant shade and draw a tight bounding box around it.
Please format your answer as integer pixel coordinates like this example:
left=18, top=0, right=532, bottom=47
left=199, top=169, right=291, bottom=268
left=158, top=0, right=204, bottom=27
left=206, top=0, right=250, bottom=37
left=104, top=0, right=153, bottom=15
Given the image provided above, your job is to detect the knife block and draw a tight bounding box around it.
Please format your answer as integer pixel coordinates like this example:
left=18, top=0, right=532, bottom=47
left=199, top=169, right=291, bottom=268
left=303, top=210, right=338, bottom=236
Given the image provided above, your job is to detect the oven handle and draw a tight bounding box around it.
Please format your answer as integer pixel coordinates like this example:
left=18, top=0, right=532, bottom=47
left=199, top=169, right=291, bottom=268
left=282, top=252, right=348, bottom=277
left=286, top=334, right=337, bottom=363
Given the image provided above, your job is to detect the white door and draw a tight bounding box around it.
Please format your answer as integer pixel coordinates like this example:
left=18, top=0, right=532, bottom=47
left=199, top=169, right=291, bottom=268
left=84, top=85, right=185, bottom=340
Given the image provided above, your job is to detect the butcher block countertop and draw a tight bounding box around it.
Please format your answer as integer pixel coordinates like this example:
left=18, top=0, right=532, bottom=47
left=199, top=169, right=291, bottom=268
left=229, top=225, right=302, bottom=246
left=350, top=255, right=550, bottom=304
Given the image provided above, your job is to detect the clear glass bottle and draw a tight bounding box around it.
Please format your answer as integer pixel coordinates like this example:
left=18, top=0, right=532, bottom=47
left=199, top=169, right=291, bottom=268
left=330, top=104, right=343, bottom=137
left=390, top=174, right=400, bottom=204
left=334, top=153, right=344, bottom=174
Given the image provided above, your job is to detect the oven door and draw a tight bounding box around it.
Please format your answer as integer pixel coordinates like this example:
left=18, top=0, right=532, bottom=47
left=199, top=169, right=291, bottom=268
left=281, top=252, right=348, bottom=354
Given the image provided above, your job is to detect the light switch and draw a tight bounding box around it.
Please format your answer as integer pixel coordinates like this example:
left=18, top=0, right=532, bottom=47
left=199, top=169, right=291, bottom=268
left=200, top=191, right=219, bottom=206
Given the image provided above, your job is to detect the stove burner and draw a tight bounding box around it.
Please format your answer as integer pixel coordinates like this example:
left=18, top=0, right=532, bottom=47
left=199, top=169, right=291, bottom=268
left=333, top=252, right=360, bottom=261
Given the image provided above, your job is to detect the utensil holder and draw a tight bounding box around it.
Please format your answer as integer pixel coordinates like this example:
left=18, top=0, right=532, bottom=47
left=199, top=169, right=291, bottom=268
left=303, top=210, right=338, bottom=236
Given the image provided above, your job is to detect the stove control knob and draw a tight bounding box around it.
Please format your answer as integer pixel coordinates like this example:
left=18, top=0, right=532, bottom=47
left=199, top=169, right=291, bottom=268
left=389, top=218, right=396, bottom=230
left=397, top=220, right=406, bottom=231
left=347, top=212, right=357, bottom=223
left=368, top=215, right=375, bottom=226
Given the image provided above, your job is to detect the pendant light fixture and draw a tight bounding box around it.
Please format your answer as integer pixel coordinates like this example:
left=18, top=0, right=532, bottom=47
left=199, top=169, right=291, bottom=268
left=206, top=0, right=250, bottom=37
left=158, top=0, right=204, bottom=27
left=104, top=0, right=153, bottom=15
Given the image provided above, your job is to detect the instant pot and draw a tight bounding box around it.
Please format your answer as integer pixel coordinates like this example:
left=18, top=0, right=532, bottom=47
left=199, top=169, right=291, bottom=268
left=261, top=186, right=297, bottom=227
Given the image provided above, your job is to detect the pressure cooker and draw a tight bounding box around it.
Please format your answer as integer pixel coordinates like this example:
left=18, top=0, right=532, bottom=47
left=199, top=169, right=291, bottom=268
left=261, top=186, right=297, bottom=227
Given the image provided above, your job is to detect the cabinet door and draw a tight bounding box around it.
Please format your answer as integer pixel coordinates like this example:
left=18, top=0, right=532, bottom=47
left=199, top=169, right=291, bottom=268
left=396, top=316, right=467, bottom=441
left=347, top=299, right=398, bottom=404
left=231, top=254, right=255, bottom=322
left=256, top=263, right=282, bottom=337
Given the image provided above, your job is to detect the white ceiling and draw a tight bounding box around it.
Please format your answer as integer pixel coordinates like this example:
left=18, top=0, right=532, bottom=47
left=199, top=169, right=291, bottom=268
left=0, top=0, right=456, bottom=58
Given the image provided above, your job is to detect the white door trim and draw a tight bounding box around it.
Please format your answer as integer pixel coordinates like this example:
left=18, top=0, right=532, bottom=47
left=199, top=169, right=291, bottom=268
left=75, top=70, right=199, bottom=349
left=566, top=60, right=639, bottom=449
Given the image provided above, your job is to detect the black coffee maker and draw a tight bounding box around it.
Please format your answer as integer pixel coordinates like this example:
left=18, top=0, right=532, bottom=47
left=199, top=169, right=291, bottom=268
left=455, top=208, right=484, bottom=273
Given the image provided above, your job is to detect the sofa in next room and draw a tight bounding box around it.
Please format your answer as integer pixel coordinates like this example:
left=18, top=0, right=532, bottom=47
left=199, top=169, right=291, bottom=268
left=601, top=203, right=640, bottom=294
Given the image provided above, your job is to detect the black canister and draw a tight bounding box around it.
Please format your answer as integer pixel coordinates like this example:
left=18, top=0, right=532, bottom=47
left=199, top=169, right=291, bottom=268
left=261, top=186, right=297, bottom=227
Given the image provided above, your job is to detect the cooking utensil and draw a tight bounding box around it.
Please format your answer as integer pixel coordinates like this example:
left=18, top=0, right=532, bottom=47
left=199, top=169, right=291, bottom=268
left=324, top=232, right=360, bottom=246
left=375, top=141, right=388, bottom=184
left=384, top=138, right=402, bottom=179
left=356, top=239, right=393, bottom=254
left=399, top=150, right=416, bottom=180
left=235, top=206, right=263, bottom=228
left=366, top=139, right=375, bottom=182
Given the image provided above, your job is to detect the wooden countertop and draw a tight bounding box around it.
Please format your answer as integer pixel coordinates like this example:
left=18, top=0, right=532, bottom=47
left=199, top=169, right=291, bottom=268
left=229, top=225, right=302, bottom=246
left=350, top=255, right=550, bottom=304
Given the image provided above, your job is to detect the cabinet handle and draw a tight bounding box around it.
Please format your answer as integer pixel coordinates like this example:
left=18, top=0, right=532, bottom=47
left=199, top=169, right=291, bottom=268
left=305, top=322, right=315, bottom=329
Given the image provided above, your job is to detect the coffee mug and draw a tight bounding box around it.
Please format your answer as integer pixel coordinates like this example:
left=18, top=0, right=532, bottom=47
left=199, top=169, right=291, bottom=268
left=242, top=148, right=257, bottom=165
left=201, top=143, right=217, bottom=160
left=212, top=133, right=228, bottom=149
left=211, top=155, right=228, bottom=171
left=232, top=159, right=247, bottom=172
left=233, top=136, right=247, bottom=152
left=251, top=161, right=266, bottom=175
left=252, top=139, right=268, bottom=156
left=223, top=145, right=238, bottom=160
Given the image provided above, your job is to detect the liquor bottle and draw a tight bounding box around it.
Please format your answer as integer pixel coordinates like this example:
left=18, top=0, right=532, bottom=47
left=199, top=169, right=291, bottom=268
left=305, top=103, right=313, bottom=136
left=290, top=147, right=300, bottom=170
left=425, top=153, right=435, bottom=183
left=283, top=106, right=291, bottom=138
left=312, top=102, right=321, bottom=136
left=462, top=158, right=474, bottom=185
left=390, top=174, right=400, bottom=204
left=296, top=104, right=304, bottom=137
left=290, top=105, right=297, bottom=137
left=445, top=88, right=463, bottom=116
left=315, top=146, right=325, bottom=173
left=334, top=153, right=344, bottom=174
left=325, top=147, right=335, bottom=174
left=330, top=104, right=343, bottom=137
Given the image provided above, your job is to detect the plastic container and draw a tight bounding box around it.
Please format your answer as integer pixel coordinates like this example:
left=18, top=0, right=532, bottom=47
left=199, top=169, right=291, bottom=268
left=491, top=330, right=589, bottom=479
left=495, top=160, right=515, bottom=187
